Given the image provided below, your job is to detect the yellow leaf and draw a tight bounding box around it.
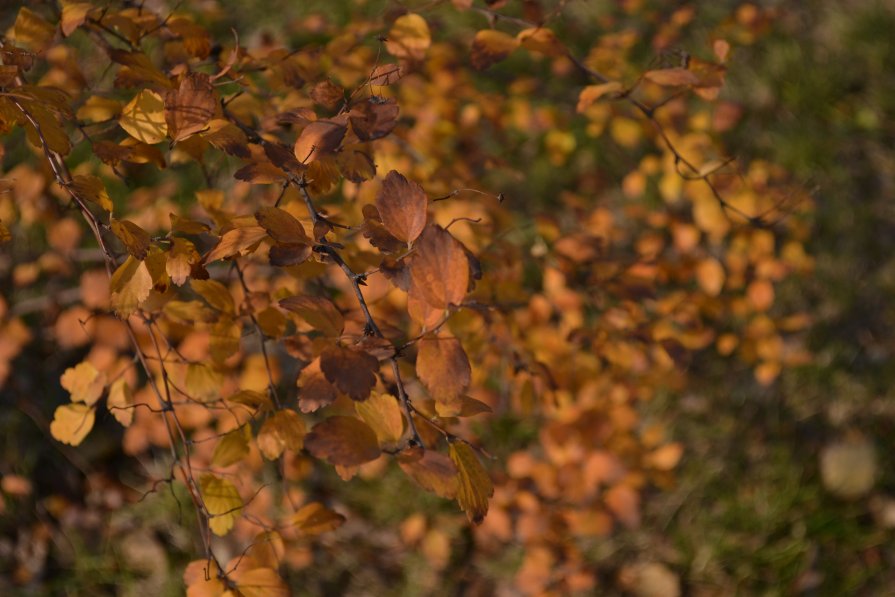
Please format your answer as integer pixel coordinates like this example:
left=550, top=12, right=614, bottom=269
left=385, top=13, right=430, bottom=61
left=471, top=29, right=519, bottom=70
left=449, top=442, right=492, bottom=523
left=199, top=474, right=242, bottom=536
left=69, top=174, right=113, bottom=212
left=191, top=279, right=235, bottom=314
left=106, top=377, right=134, bottom=427
left=110, top=256, right=152, bottom=317
left=50, top=403, right=95, bottom=446
left=119, top=89, right=168, bottom=144
left=257, top=409, right=306, bottom=460
left=14, top=7, right=56, bottom=52
left=185, top=363, right=224, bottom=402
left=110, top=218, right=150, bottom=260
left=60, top=361, right=106, bottom=405
left=516, top=27, right=565, bottom=57
left=355, top=392, right=404, bottom=446
left=212, top=426, right=251, bottom=467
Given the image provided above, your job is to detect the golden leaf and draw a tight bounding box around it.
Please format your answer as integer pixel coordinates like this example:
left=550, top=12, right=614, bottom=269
left=290, top=502, right=346, bottom=536
left=60, top=361, right=106, bottom=405
left=50, top=403, right=95, bottom=446
left=110, top=218, right=150, bottom=260
left=106, top=378, right=134, bottom=427
left=355, top=392, right=404, bottom=446
left=385, top=14, right=431, bottom=61
left=119, top=89, right=168, bottom=144
left=256, top=409, right=306, bottom=460
left=69, top=174, right=113, bottom=212
left=449, top=442, right=492, bottom=523
left=212, top=425, right=251, bottom=467
left=110, top=256, right=152, bottom=317
left=471, top=29, right=519, bottom=70
left=576, top=82, right=623, bottom=113
left=191, top=279, right=235, bottom=314
left=199, top=474, right=242, bottom=536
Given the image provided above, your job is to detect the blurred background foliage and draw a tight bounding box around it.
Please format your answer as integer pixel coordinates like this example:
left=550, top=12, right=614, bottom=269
left=1, top=0, right=894, bottom=595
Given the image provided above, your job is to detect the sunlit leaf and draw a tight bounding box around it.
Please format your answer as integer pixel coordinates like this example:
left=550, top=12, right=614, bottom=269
left=199, top=474, right=242, bottom=536
left=50, top=403, right=95, bottom=446
left=119, top=89, right=168, bottom=144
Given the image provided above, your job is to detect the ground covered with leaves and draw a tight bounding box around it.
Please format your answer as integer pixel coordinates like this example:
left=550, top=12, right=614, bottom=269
left=0, top=1, right=892, bottom=595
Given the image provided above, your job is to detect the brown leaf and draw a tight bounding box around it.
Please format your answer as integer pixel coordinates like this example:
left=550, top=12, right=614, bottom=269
left=349, top=97, right=399, bottom=142
left=310, top=79, right=344, bottom=110
left=290, top=502, right=346, bottom=535
left=294, top=120, right=347, bottom=164
left=110, top=218, right=150, bottom=260
left=304, top=416, right=381, bottom=466
left=269, top=242, right=312, bottom=267
left=255, top=206, right=309, bottom=244
left=409, top=225, right=469, bottom=309
left=165, top=72, right=216, bottom=142
left=297, top=358, right=339, bottom=413
left=369, top=64, right=404, bottom=86
left=319, top=345, right=379, bottom=401
left=337, top=148, right=376, bottom=183
left=375, top=170, right=427, bottom=244
left=416, top=335, right=471, bottom=405
left=398, top=448, right=459, bottom=499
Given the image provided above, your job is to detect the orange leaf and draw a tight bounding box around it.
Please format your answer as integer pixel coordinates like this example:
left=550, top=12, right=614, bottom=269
left=471, top=29, right=519, bottom=70
left=375, top=170, right=428, bottom=244
left=416, top=335, right=471, bottom=405
left=293, top=120, right=347, bottom=164
left=165, top=72, right=216, bottom=142
left=110, top=218, right=150, bottom=260
left=409, top=225, right=469, bottom=309
left=349, top=97, right=399, bottom=142
left=255, top=206, right=309, bottom=244
left=304, top=416, right=381, bottom=466
left=290, top=502, right=346, bottom=535
left=643, top=67, right=700, bottom=87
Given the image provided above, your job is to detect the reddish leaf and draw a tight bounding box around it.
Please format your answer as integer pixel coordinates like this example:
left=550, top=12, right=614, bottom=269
left=304, top=416, right=381, bottom=466
left=319, top=345, right=379, bottom=401
left=409, top=225, right=469, bottom=309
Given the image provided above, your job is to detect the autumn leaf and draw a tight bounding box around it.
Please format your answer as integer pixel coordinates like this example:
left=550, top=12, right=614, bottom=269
left=290, top=502, right=346, bottom=535
left=165, top=72, right=216, bottom=142
left=398, top=448, right=459, bottom=499
left=199, top=474, right=242, bottom=536
left=293, top=120, right=347, bottom=164
left=119, top=89, right=168, bottom=144
left=212, top=425, right=251, bottom=467
left=255, top=206, right=309, bottom=243
left=279, top=295, right=344, bottom=337
left=409, top=225, right=469, bottom=309
left=369, top=64, right=404, bottom=86
left=60, top=361, right=107, bottom=405
left=375, top=170, right=427, bottom=244
left=110, top=256, right=152, bottom=317
left=61, top=2, right=94, bottom=37
left=13, top=8, right=55, bottom=52
left=106, top=378, right=134, bottom=427
left=69, top=175, right=113, bottom=212
left=643, top=68, right=700, bottom=87
left=304, top=416, right=381, bottom=466
left=110, top=219, right=151, bottom=260
left=471, top=30, right=519, bottom=70
left=185, top=363, right=224, bottom=402
left=297, top=359, right=339, bottom=413
left=577, top=82, right=624, bottom=113
left=50, top=403, right=95, bottom=446
left=257, top=409, right=306, bottom=460
left=319, top=345, right=379, bottom=401
left=449, top=442, right=492, bottom=523
left=416, top=335, right=471, bottom=407
left=204, top=225, right=268, bottom=263
left=229, top=567, right=289, bottom=597
left=385, top=13, right=431, bottom=61
left=516, top=27, right=565, bottom=57
left=349, top=97, right=399, bottom=142
left=355, top=392, right=404, bottom=446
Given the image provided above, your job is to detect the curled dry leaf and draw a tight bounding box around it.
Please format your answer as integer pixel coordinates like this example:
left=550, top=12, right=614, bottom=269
left=304, top=416, right=381, bottom=466
left=375, top=170, right=428, bottom=243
